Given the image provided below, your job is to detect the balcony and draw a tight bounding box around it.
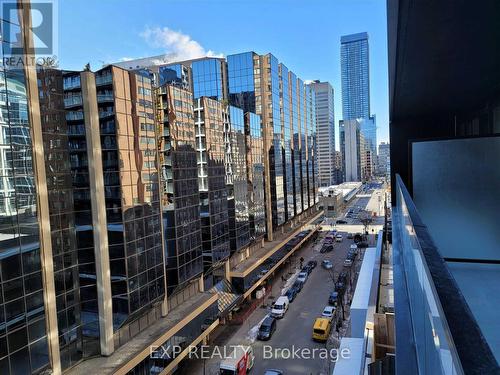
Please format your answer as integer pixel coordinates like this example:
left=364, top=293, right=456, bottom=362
left=95, top=74, right=113, bottom=86
left=64, top=95, right=83, bottom=107
left=98, top=109, right=114, bottom=118
left=392, top=175, right=498, bottom=374
left=97, top=93, right=114, bottom=102
left=66, top=111, right=84, bottom=121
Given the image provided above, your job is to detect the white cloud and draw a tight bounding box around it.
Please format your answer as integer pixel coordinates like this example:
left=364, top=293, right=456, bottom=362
left=140, top=26, right=223, bottom=62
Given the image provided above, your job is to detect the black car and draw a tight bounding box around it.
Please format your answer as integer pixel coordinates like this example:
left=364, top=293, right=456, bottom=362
left=320, top=245, right=334, bottom=253
left=301, top=265, right=312, bottom=275
left=293, top=280, right=304, bottom=292
left=329, top=291, right=339, bottom=305
left=285, top=287, right=298, bottom=302
left=336, top=219, right=347, bottom=224
left=258, top=316, right=277, bottom=340
left=307, top=260, right=317, bottom=269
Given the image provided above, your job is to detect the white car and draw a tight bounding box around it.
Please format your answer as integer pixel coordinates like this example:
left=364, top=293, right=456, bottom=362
left=271, top=296, right=289, bottom=318
left=335, top=234, right=343, bottom=242
left=344, top=259, right=353, bottom=268
left=297, top=271, right=308, bottom=283
left=322, top=306, right=336, bottom=319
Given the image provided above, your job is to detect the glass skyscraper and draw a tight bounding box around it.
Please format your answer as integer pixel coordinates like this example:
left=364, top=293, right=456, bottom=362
left=341, top=32, right=370, bottom=120
left=341, top=32, right=376, bottom=173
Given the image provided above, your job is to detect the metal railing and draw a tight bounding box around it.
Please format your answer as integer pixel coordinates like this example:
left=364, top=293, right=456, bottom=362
left=393, top=174, right=498, bottom=375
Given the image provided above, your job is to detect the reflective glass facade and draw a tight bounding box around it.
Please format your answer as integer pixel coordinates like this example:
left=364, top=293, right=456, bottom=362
left=279, top=63, right=294, bottom=221
left=341, top=32, right=370, bottom=121
left=266, top=54, right=285, bottom=227
left=158, top=85, right=203, bottom=292
left=227, top=52, right=257, bottom=113
left=0, top=10, right=50, bottom=374
left=38, top=68, right=93, bottom=369
left=245, top=112, right=266, bottom=239
left=298, top=78, right=309, bottom=211
left=158, top=64, right=191, bottom=91
left=94, top=67, right=164, bottom=330
left=289, top=72, right=302, bottom=216
left=192, top=59, right=226, bottom=100
left=227, top=106, right=250, bottom=252
left=194, top=97, right=230, bottom=269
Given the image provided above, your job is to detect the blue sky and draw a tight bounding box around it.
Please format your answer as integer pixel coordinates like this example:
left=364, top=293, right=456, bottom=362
left=58, top=0, right=389, bottom=145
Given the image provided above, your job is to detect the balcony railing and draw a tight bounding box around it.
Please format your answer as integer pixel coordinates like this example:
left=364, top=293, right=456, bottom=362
left=64, top=95, right=83, bottom=107
left=95, top=74, right=112, bottom=86
left=97, top=93, right=114, bottom=102
left=392, top=175, right=498, bottom=374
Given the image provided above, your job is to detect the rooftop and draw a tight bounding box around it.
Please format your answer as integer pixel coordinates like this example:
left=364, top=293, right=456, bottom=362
left=229, top=209, right=323, bottom=277
left=67, top=292, right=217, bottom=375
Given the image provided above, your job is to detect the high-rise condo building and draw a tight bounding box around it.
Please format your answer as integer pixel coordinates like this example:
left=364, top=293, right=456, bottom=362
left=341, top=32, right=370, bottom=120
left=341, top=32, right=377, bottom=162
left=308, top=81, right=335, bottom=187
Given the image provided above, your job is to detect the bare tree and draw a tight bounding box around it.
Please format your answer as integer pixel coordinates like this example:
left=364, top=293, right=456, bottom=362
left=358, top=210, right=374, bottom=235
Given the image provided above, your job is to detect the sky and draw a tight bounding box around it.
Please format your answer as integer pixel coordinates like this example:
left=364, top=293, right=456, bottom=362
left=58, top=0, right=389, bottom=145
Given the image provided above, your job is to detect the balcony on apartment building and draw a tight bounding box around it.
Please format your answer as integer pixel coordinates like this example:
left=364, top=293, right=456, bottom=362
left=392, top=171, right=499, bottom=374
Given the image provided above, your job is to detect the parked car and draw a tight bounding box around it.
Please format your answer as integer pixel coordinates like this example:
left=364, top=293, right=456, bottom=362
left=307, top=260, right=317, bottom=269
left=336, top=219, right=347, bottom=224
left=320, top=245, right=333, bottom=253
left=293, top=280, right=304, bottom=292
left=335, top=281, right=345, bottom=293
left=335, top=234, right=343, bottom=242
left=301, top=265, right=313, bottom=275
left=297, top=271, right=308, bottom=284
left=285, top=287, right=298, bottom=302
left=343, top=259, right=353, bottom=268
left=347, top=233, right=353, bottom=239
left=328, top=291, right=338, bottom=305
left=271, top=296, right=289, bottom=318
left=258, top=316, right=277, bottom=340
left=347, top=251, right=356, bottom=261
left=322, top=260, right=333, bottom=270
left=322, top=305, right=336, bottom=320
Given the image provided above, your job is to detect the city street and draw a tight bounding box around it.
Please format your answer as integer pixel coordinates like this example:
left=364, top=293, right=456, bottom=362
left=250, top=231, right=359, bottom=375
left=181, top=188, right=382, bottom=375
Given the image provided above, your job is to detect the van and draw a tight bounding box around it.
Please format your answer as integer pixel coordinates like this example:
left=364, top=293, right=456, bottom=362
left=219, top=345, right=255, bottom=375
left=257, top=316, right=277, bottom=340
left=271, top=296, right=289, bottom=318
left=312, top=317, right=332, bottom=342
